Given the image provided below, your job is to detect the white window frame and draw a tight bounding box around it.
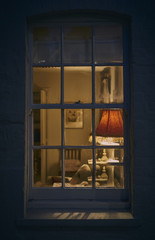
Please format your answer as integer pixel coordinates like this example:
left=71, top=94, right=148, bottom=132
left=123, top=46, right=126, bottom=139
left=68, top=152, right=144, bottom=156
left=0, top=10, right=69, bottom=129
left=26, top=12, right=131, bottom=211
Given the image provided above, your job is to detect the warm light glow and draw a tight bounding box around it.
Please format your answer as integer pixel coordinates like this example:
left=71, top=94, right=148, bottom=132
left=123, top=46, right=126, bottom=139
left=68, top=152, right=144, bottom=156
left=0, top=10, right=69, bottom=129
left=96, top=110, right=123, bottom=137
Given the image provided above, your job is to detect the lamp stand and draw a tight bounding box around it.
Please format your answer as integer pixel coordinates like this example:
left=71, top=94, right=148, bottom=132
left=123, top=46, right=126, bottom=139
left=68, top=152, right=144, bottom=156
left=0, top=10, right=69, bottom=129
left=100, top=149, right=108, bottom=180
left=101, top=149, right=108, bottom=161
left=100, top=166, right=108, bottom=180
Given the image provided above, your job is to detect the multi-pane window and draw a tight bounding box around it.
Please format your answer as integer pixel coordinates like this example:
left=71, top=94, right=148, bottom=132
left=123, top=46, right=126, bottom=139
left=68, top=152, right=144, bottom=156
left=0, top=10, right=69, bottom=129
left=27, top=18, right=130, bottom=208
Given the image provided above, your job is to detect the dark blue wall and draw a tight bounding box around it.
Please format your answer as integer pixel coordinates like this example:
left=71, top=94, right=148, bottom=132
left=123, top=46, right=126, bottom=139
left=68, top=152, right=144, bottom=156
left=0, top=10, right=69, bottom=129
left=0, top=0, right=155, bottom=239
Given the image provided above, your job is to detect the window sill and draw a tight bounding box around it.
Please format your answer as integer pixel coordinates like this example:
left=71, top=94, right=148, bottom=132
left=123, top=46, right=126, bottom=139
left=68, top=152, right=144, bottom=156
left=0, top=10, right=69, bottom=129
left=17, top=211, right=140, bottom=228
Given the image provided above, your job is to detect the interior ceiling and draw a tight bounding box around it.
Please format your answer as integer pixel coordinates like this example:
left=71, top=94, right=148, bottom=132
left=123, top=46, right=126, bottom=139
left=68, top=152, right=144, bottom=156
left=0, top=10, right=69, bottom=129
left=33, top=66, right=106, bottom=72
left=33, top=66, right=107, bottom=89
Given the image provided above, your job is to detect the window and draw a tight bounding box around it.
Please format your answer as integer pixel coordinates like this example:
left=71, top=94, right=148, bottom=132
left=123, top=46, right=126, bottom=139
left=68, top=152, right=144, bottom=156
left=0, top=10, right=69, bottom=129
left=26, top=12, right=130, bottom=211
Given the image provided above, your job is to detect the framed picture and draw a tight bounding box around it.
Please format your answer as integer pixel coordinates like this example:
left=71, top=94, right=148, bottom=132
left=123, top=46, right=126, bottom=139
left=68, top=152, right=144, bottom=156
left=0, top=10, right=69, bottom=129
left=65, top=109, right=83, bottom=128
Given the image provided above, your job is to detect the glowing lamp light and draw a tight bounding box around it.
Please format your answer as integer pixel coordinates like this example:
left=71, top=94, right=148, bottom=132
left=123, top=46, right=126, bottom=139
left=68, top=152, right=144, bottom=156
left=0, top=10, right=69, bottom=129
left=95, top=110, right=123, bottom=137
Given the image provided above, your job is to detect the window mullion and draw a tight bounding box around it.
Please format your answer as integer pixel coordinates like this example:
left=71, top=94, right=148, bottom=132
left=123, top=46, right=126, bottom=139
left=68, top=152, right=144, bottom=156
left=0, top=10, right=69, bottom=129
left=29, top=27, right=33, bottom=107
left=92, top=108, right=96, bottom=188
left=92, top=25, right=96, bottom=188
left=30, top=103, right=124, bottom=109
left=32, top=62, right=123, bottom=68
left=61, top=24, right=64, bottom=105
left=29, top=27, right=34, bottom=190
left=61, top=109, right=65, bottom=188
left=92, top=24, right=95, bottom=104
left=61, top=24, right=65, bottom=188
left=29, top=109, right=33, bottom=188
left=32, top=145, right=124, bottom=150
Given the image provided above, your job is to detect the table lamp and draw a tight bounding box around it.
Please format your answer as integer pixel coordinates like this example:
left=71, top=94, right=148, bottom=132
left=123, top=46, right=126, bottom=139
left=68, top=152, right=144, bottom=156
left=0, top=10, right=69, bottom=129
left=95, top=109, right=123, bottom=180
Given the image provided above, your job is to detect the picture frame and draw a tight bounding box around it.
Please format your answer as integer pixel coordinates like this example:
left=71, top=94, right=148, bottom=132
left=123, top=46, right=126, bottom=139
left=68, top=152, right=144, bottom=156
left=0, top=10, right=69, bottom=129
left=65, top=109, right=83, bottom=128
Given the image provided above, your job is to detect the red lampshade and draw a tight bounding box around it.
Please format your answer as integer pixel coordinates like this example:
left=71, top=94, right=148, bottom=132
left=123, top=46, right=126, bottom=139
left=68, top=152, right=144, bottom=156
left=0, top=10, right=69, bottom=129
left=95, top=110, right=123, bottom=137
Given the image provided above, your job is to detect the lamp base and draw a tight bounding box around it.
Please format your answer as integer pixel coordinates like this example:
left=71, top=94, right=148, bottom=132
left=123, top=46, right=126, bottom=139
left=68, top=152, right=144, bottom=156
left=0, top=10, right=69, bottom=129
left=100, top=166, right=108, bottom=181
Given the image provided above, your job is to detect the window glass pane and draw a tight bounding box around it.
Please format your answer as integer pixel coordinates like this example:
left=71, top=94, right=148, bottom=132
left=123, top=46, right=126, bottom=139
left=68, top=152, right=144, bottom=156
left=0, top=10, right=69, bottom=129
left=65, top=149, right=93, bottom=187
left=95, top=165, right=124, bottom=188
left=33, top=109, right=61, bottom=146
left=64, top=66, right=92, bottom=104
left=33, top=67, right=61, bottom=104
left=64, top=109, right=92, bottom=146
left=95, top=109, right=124, bottom=146
left=95, top=66, right=123, bottom=104
left=33, top=149, right=61, bottom=187
left=94, top=23, right=123, bottom=63
left=33, top=26, right=61, bottom=64
left=64, top=26, right=92, bottom=64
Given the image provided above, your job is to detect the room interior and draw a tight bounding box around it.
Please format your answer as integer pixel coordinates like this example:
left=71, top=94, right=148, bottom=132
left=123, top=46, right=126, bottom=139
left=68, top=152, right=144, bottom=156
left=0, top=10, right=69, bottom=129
left=33, top=66, right=124, bottom=188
